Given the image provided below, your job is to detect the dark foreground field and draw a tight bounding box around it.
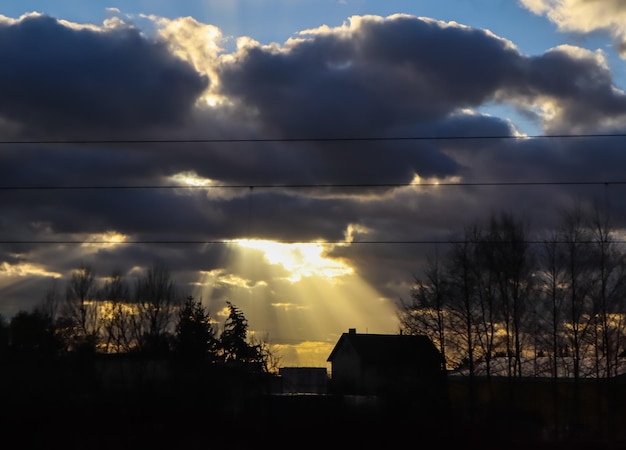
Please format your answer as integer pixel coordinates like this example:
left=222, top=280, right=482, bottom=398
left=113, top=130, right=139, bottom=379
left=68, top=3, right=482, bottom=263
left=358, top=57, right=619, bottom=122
left=2, top=394, right=624, bottom=450
left=2, top=358, right=625, bottom=449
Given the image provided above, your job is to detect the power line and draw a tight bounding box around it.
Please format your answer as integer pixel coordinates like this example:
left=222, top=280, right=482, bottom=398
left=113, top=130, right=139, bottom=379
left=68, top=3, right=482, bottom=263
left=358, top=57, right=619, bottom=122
left=3, top=132, right=626, bottom=145
left=0, top=181, right=624, bottom=190
left=2, top=239, right=626, bottom=245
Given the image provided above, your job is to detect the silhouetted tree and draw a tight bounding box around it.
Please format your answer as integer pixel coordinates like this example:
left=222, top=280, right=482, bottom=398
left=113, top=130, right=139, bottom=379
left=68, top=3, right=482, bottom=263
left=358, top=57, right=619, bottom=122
left=536, top=229, right=570, bottom=436
left=219, top=301, right=263, bottom=366
left=480, top=212, right=535, bottom=378
left=538, top=230, right=569, bottom=378
left=587, top=203, right=626, bottom=378
left=250, top=332, right=282, bottom=374
left=174, top=296, right=217, bottom=362
left=65, top=263, right=99, bottom=353
left=0, top=314, right=9, bottom=356
left=101, top=268, right=134, bottom=353
left=399, top=251, right=449, bottom=370
left=133, top=262, right=179, bottom=355
left=39, top=278, right=62, bottom=321
left=9, top=309, right=59, bottom=356
left=53, top=315, right=80, bottom=354
left=447, top=226, right=482, bottom=375
left=558, top=204, right=595, bottom=381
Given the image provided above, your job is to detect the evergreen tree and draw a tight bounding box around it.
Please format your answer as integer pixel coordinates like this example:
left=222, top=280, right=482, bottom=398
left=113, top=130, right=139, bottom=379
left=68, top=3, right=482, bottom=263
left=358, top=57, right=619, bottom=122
left=0, top=314, right=9, bottom=356
left=219, top=301, right=262, bottom=365
left=174, top=296, right=217, bottom=361
left=9, top=309, right=60, bottom=356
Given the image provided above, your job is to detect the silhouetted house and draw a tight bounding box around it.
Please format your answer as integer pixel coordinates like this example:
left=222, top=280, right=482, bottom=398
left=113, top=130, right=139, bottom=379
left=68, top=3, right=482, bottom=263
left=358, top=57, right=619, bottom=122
left=326, top=328, right=446, bottom=398
left=278, top=367, right=328, bottom=394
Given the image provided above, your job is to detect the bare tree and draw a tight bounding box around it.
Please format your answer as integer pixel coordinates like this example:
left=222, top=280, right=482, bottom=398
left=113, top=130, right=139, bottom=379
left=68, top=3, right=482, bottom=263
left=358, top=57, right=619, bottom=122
left=558, top=205, right=596, bottom=381
left=587, top=203, right=626, bottom=378
left=470, top=229, right=498, bottom=379
left=38, top=278, right=62, bottom=321
left=399, top=251, right=450, bottom=370
left=250, top=332, right=283, bottom=374
left=133, top=262, right=179, bottom=355
left=538, top=232, right=569, bottom=378
left=480, top=212, right=534, bottom=379
left=446, top=226, right=482, bottom=376
left=101, top=269, right=134, bottom=353
left=65, top=263, right=99, bottom=352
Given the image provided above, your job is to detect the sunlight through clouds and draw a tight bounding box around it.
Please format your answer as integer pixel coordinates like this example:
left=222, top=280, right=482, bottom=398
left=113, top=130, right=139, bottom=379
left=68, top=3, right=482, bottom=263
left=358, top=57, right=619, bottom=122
left=80, top=231, right=128, bottom=249
left=0, top=261, right=61, bottom=278
left=273, top=340, right=335, bottom=368
left=169, top=171, right=248, bottom=200
left=187, top=239, right=399, bottom=367
left=170, top=171, right=214, bottom=187
left=234, top=239, right=353, bottom=283
left=198, top=268, right=260, bottom=289
left=143, top=14, right=226, bottom=106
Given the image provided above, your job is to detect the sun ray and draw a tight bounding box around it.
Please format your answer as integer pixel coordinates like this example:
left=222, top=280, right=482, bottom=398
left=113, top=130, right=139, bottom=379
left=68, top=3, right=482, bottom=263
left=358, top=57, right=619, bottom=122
left=190, top=239, right=399, bottom=367
left=233, top=239, right=353, bottom=283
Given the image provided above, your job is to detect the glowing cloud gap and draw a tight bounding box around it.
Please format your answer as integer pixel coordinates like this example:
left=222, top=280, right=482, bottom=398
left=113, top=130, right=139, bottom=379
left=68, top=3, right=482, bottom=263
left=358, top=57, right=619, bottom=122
left=234, top=239, right=353, bottom=283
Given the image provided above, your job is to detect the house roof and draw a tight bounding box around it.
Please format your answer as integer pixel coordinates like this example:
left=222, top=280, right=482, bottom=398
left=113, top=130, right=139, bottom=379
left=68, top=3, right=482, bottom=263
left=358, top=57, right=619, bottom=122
left=326, top=329, right=443, bottom=366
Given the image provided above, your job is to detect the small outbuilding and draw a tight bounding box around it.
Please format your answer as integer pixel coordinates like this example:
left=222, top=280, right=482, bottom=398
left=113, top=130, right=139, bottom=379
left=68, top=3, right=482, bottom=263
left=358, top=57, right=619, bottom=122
left=278, top=367, right=328, bottom=394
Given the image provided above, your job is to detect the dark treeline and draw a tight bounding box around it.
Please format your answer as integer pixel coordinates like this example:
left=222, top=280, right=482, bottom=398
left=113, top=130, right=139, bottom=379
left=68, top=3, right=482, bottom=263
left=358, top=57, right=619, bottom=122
left=0, top=261, right=277, bottom=372
left=0, top=263, right=289, bottom=449
left=399, top=201, right=626, bottom=379
left=398, top=201, right=626, bottom=441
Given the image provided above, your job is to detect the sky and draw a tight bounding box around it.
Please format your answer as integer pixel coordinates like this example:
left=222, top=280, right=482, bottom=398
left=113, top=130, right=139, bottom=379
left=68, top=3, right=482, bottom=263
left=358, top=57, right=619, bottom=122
left=3, top=0, right=626, bottom=368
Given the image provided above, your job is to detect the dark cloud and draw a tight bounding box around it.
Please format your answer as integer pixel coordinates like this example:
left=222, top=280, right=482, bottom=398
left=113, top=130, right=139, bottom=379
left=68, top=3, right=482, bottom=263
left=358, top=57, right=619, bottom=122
left=218, top=15, right=520, bottom=137
left=0, top=14, right=208, bottom=136
left=219, top=14, right=626, bottom=137
left=509, top=46, right=626, bottom=132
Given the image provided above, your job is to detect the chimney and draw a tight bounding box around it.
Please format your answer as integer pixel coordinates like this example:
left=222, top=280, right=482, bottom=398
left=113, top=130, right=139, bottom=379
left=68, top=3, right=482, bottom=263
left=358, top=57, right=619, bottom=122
left=348, top=328, right=356, bottom=335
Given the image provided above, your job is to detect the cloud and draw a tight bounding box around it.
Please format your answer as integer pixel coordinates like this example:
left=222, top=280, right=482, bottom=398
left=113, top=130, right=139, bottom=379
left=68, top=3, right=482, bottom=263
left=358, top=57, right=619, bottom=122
left=520, top=0, right=626, bottom=57
left=3, top=13, right=624, bottom=231
left=503, top=44, right=626, bottom=133
left=0, top=13, right=208, bottom=136
left=214, top=13, right=626, bottom=162
left=218, top=15, right=521, bottom=136
left=2, top=13, right=625, bottom=248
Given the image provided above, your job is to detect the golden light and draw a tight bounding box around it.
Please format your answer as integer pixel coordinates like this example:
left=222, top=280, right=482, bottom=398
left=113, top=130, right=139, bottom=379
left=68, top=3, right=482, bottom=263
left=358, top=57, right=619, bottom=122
left=97, top=300, right=138, bottom=321
left=197, top=268, right=262, bottom=290
left=188, top=238, right=400, bottom=368
left=205, top=95, right=219, bottom=107
left=170, top=171, right=214, bottom=187
left=410, top=173, right=462, bottom=186
left=0, top=261, right=61, bottom=278
left=146, top=15, right=227, bottom=108
left=81, top=231, right=128, bottom=249
left=268, top=276, right=399, bottom=368
left=169, top=171, right=246, bottom=200
left=344, top=223, right=370, bottom=243
left=233, top=239, right=353, bottom=283
left=273, top=340, right=336, bottom=368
